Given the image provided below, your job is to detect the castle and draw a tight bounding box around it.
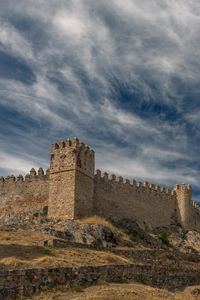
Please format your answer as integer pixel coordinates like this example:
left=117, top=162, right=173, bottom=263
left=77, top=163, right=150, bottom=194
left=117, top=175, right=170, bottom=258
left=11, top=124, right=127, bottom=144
left=0, top=137, right=200, bottom=230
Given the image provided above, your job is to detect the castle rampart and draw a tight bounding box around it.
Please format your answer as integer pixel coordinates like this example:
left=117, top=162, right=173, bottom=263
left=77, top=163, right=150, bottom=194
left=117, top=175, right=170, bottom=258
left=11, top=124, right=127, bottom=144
left=0, top=137, right=199, bottom=231
left=48, top=138, right=95, bottom=219
left=0, top=168, right=49, bottom=222
left=173, top=184, right=192, bottom=229
left=93, top=170, right=178, bottom=228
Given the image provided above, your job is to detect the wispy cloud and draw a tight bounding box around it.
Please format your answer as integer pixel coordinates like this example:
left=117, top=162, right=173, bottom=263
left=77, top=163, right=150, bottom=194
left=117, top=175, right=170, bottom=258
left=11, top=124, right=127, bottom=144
left=0, top=1, right=200, bottom=197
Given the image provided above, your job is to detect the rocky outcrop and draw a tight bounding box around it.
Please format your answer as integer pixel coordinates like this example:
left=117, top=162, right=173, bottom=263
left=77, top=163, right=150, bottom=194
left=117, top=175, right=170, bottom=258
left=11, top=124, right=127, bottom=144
left=183, top=231, right=200, bottom=252
left=42, top=220, right=117, bottom=248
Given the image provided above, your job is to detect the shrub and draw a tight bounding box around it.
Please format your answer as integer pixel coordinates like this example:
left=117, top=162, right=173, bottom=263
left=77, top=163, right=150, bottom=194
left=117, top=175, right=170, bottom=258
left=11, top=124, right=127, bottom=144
left=158, top=232, right=170, bottom=246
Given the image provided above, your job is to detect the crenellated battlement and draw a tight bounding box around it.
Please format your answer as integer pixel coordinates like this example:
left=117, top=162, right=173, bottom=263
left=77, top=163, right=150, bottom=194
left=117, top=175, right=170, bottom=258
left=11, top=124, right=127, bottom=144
left=50, top=137, right=94, bottom=177
left=171, top=183, right=192, bottom=228
left=93, top=169, right=179, bottom=227
left=192, top=201, right=200, bottom=211
left=173, top=183, right=192, bottom=193
left=0, top=137, right=198, bottom=230
left=51, top=137, right=79, bottom=151
left=51, top=137, right=95, bottom=157
left=49, top=137, right=95, bottom=219
left=94, top=169, right=174, bottom=197
left=0, top=167, right=49, bottom=221
left=0, top=168, right=49, bottom=188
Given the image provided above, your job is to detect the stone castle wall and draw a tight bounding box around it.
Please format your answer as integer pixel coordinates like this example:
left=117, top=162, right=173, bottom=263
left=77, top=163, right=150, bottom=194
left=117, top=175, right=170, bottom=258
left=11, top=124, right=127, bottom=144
left=191, top=202, right=200, bottom=231
left=48, top=140, right=77, bottom=219
left=74, top=170, right=94, bottom=219
left=93, top=170, right=178, bottom=228
left=173, top=184, right=192, bottom=229
left=48, top=139, right=95, bottom=219
left=0, top=137, right=199, bottom=230
left=0, top=168, right=49, bottom=222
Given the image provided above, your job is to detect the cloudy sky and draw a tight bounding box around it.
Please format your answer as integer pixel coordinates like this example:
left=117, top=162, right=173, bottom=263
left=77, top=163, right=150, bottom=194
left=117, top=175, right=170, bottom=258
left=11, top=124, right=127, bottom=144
left=0, top=0, right=200, bottom=199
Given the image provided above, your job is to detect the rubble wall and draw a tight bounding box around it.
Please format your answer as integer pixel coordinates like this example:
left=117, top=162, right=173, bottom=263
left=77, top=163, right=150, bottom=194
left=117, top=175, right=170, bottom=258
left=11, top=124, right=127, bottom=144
left=0, top=264, right=200, bottom=298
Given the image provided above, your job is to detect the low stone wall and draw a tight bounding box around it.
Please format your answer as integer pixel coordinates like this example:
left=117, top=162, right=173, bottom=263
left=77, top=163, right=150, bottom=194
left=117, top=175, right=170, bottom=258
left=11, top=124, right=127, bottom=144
left=111, top=248, right=158, bottom=261
left=50, top=239, right=159, bottom=261
left=46, top=239, right=200, bottom=264
left=0, top=263, right=200, bottom=299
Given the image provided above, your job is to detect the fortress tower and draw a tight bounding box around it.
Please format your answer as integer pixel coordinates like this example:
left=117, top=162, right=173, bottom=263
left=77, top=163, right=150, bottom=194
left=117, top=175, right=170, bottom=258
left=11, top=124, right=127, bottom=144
left=0, top=136, right=197, bottom=231
left=48, top=138, right=95, bottom=219
left=173, top=183, right=192, bottom=229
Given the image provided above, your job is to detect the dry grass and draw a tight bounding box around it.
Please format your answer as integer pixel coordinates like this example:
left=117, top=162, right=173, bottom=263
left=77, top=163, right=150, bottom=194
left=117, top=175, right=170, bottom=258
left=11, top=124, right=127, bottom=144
left=77, top=216, right=131, bottom=244
left=0, top=230, right=129, bottom=269
left=0, top=230, right=52, bottom=246
left=23, top=282, right=198, bottom=300
left=0, top=248, right=128, bottom=269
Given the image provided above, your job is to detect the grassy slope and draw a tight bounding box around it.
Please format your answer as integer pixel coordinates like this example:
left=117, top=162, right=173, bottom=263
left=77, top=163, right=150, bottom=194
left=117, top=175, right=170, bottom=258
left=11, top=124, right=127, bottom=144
left=0, top=219, right=198, bottom=299
left=77, top=216, right=132, bottom=244
left=0, top=230, right=129, bottom=269
left=22, top=282, right=198, bottom=300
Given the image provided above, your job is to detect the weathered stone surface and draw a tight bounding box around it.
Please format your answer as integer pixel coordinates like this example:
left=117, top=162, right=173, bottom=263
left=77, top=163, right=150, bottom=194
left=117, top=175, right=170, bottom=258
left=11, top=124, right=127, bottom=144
left=48, top=138, right=95, bottom=219
left=0, top=170, right=49, bottom=223
left=43, top=220, right=117, bottom=248
left=1, top=263, right=200, bottom=299
left=113, top=219, right=162, bottom=247
left=0, top=137, right=199, bottom=232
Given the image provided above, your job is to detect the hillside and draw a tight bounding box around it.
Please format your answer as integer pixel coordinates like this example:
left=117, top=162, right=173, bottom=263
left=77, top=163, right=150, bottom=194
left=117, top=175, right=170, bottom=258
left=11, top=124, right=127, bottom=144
left=1, top=211, right=200, bottom=299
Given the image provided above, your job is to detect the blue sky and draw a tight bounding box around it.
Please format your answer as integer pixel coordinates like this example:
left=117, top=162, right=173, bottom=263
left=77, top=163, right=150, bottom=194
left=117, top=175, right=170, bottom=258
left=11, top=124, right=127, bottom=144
left=0, top=0, right=200, bottom=199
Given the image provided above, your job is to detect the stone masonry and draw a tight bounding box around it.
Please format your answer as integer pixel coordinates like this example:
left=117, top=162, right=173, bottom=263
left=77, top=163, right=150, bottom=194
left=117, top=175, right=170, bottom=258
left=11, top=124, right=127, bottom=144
left=48, top=138, right=94, bottom=219
left=1, top=263, right=200, bottom=299
left=0, top=137, right=199, bottom=230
